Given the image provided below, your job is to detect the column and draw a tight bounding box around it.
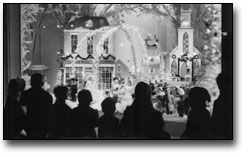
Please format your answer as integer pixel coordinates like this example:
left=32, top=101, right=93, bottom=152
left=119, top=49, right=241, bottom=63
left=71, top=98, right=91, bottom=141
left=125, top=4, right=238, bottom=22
left=4, top=4, right=21, bottom=103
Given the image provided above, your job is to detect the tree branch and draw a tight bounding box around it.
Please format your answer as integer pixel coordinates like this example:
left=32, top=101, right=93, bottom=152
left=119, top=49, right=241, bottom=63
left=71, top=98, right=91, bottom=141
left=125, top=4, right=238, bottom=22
left=99, top=4, right=113, bottom=16
left=31, top=11, right=47, bottom=62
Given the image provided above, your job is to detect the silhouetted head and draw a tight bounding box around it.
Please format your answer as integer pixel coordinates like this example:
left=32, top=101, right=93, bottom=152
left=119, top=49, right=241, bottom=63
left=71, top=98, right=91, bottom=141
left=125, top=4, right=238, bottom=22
left=78, top=89, right=92, bottom=106
left=30, top=73, right=44, bottom=88
left=8, top=79, right=20, bottom=96
left=16, top=77, right=26, bottom=92
left=216, top=72, right=231, bottom=93
left=54, top=86, right=68, bottom=100
left=101, top=97, right=116, bottom=115
left=134, top=82, right=152, bottom=102
left=189, top=87, right=211, bottom=109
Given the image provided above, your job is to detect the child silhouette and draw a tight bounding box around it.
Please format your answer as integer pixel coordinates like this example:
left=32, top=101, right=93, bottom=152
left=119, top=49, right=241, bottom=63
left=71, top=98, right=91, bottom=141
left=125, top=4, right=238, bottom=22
left=181, top=87, right=211, bottom=139
left=98, top=97, right=120, bottom=139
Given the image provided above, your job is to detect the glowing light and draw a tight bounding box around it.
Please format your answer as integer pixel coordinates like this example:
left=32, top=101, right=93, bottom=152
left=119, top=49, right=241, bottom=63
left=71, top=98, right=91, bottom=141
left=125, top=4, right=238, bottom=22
left=137, top=68, right=141, bottom=73
left=131, top=65, right=135, bottom=73
left=182, top=21, right=189, bottom=26
left=43, top=25, right=46, bottom=29
left=85, top=20, right=93, bottom=28
left=206, top=29, right=211, bottom=33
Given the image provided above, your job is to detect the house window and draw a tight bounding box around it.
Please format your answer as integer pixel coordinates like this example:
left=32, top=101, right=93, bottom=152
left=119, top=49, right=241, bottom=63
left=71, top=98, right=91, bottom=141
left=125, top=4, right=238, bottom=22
left=103, top=39, right=109, bottom=54
left=183, top=32, right=189, bottom=54
left=98, top=67, right=113, bottom=90
left=117, top=64, right=122, bottom=73
left=71, top=34, right=78, bottom=53
left=65, top=67, right=83, bottom=86
left=87, top=36, right=93, bottom=55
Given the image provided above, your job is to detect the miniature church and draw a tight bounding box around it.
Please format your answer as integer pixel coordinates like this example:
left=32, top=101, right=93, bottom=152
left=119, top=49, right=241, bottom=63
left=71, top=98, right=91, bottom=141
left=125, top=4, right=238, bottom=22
left=169, top=4, right=201, bottom=81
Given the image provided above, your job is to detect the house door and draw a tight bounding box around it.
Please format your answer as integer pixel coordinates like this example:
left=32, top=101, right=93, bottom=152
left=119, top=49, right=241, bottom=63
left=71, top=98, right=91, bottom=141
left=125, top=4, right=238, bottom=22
left=180, top=62, right=188, bottom=78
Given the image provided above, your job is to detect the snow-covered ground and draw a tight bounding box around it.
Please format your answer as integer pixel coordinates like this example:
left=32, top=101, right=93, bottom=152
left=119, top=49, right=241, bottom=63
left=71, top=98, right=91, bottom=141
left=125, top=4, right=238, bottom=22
left=51, top=85, right=135, bottom=112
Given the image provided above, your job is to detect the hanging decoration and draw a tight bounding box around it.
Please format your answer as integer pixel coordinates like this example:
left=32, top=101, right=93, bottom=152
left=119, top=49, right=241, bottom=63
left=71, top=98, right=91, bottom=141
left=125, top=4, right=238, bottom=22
left=120, top=27, right=137, bottom=75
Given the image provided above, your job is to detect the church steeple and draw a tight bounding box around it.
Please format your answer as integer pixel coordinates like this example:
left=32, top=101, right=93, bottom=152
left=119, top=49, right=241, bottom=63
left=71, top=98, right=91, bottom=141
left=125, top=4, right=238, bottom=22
left=168, top=4, right=201, bottom=81
left=180, top=4, right=192, bottom=28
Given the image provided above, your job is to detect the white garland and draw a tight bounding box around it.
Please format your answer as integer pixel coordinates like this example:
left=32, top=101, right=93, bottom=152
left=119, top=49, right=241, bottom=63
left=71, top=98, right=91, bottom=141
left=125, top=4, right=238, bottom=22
left=55, top=69, right=63, bottom=86
left=75, top=23, right=150, bottom=58
left=73, top=23, right=163, bottom=77
left=96, top=26, right=120, bottom=56
left=120, top=26, right=137, bottom=74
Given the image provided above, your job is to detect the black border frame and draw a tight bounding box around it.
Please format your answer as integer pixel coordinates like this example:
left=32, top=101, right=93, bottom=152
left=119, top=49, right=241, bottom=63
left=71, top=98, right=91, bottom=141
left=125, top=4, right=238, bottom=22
left=3, top=3, right=233, bottom=141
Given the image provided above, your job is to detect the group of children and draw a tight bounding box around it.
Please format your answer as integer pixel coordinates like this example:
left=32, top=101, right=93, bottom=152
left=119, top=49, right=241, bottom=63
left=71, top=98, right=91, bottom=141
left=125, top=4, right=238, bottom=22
left=4, top=72, right=231, bottom=139
left=53, top=87, right=121, bottom=139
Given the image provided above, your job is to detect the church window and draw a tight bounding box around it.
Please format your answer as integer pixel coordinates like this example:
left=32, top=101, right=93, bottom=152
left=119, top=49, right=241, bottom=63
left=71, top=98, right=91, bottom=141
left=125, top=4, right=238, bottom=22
left=171, top=60, right=177, bottom=76
left=183, top=32, right=189, bottom=54
left=193, top=60, right=200, bottom=76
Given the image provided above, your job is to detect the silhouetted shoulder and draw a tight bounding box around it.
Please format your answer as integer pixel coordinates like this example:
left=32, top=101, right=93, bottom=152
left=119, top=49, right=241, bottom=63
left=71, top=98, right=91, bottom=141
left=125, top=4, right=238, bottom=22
left=43, top=89, right=53, bottom=100
left=72, top=106, right=99, bottom=120
left=20, top=88, right=52, bottom=105
left=91, top=107, right=99, bottom=114
left=123, top=106, right=132, bottom=113
left=152, top=107, right=163, bottom=116
left=151, top=107, right=164, bottom=126
left=92, top=108, right=99, bottom=119
left=89, top=107, right=99, bottom=116
left=19, top=90, right=28, bottom=104
left=99, top=114, right=119, bottom=124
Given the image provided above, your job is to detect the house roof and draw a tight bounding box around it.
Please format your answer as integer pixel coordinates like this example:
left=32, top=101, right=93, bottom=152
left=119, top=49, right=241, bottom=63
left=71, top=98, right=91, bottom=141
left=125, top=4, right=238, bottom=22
left=65, top=16, right=109, bottom=30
